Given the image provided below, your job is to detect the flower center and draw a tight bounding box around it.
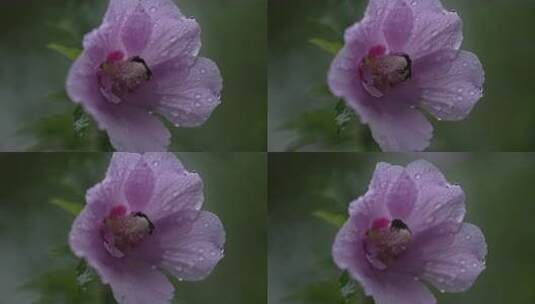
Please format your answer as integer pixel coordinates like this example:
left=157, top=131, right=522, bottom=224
left=358, top=45, right=412, bottom=98
left=97, top=51, right=152, bottom=104
left=364, top=217, right=411, bottom=270
left=101, top=205, right=154, bottom=258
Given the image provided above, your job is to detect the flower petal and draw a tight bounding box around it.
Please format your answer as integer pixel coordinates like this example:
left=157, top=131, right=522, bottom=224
left=367, top=108, right=433, bottom=152
left=154, top=57, right=222, bottom=127
left=120, top=4, right=153, bottom=56
left=419, top=223, right=487, bottom=292
left=142, top=16, right=201, bottom=66
left=145, top=169, right=204, bottom=220
left=408, top=183, right=465, bottom=234
left=386, top=171, right=417, bottom=220
left=406, top=9, right=463, bottom=59
left=371, top=273, right=436, bottom=304
left=414, top=50, right=484, bottom=121
left=382, top=0, right=414, bottom=52
left=105, top=260, right=174, bottom=304
left=405, top=159, right=450, bottom=187
left=156, top=210, right=225, bottom=281
left=101, top=106, right=171, bottom=152
left=104, top=0, right=183, bottom=25
left=124, top=159, right=155, bottom=211
left=332, top=217, right=377, bottom=295
left=366, top=0, right=444, bottom=17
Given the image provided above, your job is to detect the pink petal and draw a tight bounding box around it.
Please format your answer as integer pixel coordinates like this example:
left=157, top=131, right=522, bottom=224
left=144, top=169, right=204, bottom=220
left=142, top=17, right=201, bottom=66
left=101, top=106, right=171, bottom=152
left=419, top=223, right=487, bottom=292
left=124, top=159, right=155, bottom=211
left=405, top=159, right=449, bottom=187
left=371, top=273, right=436, bottom=304
left=406, top=9, right=463, bottom=59
left=156, top=210, right=225, bottom=281
left=104, top=0, right=183, bottom=25
left=382, top=0, right=414, bottom=52
left=366, top=0, right=444, bottom=17
left=105, top=259, right=174, bottom=304
left=408, top=183, right=465, bottom=234
left=414, top=50, right=484, bottom=121
left=367, top=108, right=433, bottom=152
left=386, top=171, right=417, bottom=220
left=154, top=57, right=222, bottom=127
left=120, top=4, right=153, bottom=56
left=332, top=218, right=377, bottom=295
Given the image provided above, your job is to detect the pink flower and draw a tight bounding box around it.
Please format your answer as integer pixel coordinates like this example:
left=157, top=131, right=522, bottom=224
left=69, top=153, right=225, bottom=304
left=328, top=0, right=484, bottom=151
left=332, top=160, right=487, bottom=304
left=66, top=0, right=222, bottom=152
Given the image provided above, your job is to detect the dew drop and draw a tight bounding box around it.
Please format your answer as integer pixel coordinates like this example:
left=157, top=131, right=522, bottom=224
left=200, top=68, right=206, bottom=74
left=425, top=216, right=435, bottom=224
left=410, top=0, right=417, bottom=6
left=170, top=36, right=177, bottom=43
left=152, top=161, right=159, bottom=167
left=415, top=173, right=421, bottom=180
left=149, top=6, right=157, bottom=13
left=465, top=235, right=472, bottom=240
left=194, top=102, right=201, bottom=108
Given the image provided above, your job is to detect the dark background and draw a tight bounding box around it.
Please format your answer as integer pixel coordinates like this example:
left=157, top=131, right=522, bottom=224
left=0, top=152, right=267, bottom=304
left=269, top=153, right=535, bottom=303
left=268, top=0, right=535, bottom=151
left=0, top=0, right=267, bottom=151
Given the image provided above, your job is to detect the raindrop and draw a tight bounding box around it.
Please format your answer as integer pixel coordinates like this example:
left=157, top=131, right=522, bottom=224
left=170, top=36, right=177, bottom=43
left=465, top=235, right=472, bottom=240
left=149, top=7, right=157, bottom=13
left=425, top=216, right=435, bottom=224
left=152, top=161, right=159, bottom=167
left=410, top=0, right=417, bottom=6
left=415, top=173, right=421, bottom=180
left=200, top=69, right=206, bottom=74
left=194, top=102, right=201, bottom=108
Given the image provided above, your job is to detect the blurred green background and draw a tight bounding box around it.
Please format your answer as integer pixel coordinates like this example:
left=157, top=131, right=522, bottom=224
left=0, top=0, right=266, bottom=151
left=269, top=153, right=535, bottom=303
left=268, top=0, right=535, bottom=151
left=0, top=153, right=266, bottom=304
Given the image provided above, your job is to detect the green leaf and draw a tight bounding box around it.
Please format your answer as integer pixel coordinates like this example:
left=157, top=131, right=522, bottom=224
left=313, top=210, right=346, bottom=228
left=309, top=38, right=342, bottom=55
left=76, top=259, right=95, bottom=289
left=73, top=106, right=91, bottom=139
left=50, top=198, right=83, bottom=216
left=339, top=272, right=359, bottom=304
left=47, top=43, right=81, bottom=61
left=335, top=100, right=356, bottom=135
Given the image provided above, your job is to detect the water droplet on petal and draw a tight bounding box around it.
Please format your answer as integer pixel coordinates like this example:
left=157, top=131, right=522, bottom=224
left=415, top=173, right=421, bottom=180
left=149, top=6, right=157, bottom=13
left=152, top=161, right=159, bottom=167
left=465, top=235, right=472, bottom=240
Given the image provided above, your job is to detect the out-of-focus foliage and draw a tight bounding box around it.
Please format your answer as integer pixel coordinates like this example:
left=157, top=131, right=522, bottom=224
left=0, top=0, right=267, bottom=151
left=0, top=153, right=267, bottom=304
left=269, top=153, right=535, bottom=304
left=269, top=0, right=535, bottom=151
